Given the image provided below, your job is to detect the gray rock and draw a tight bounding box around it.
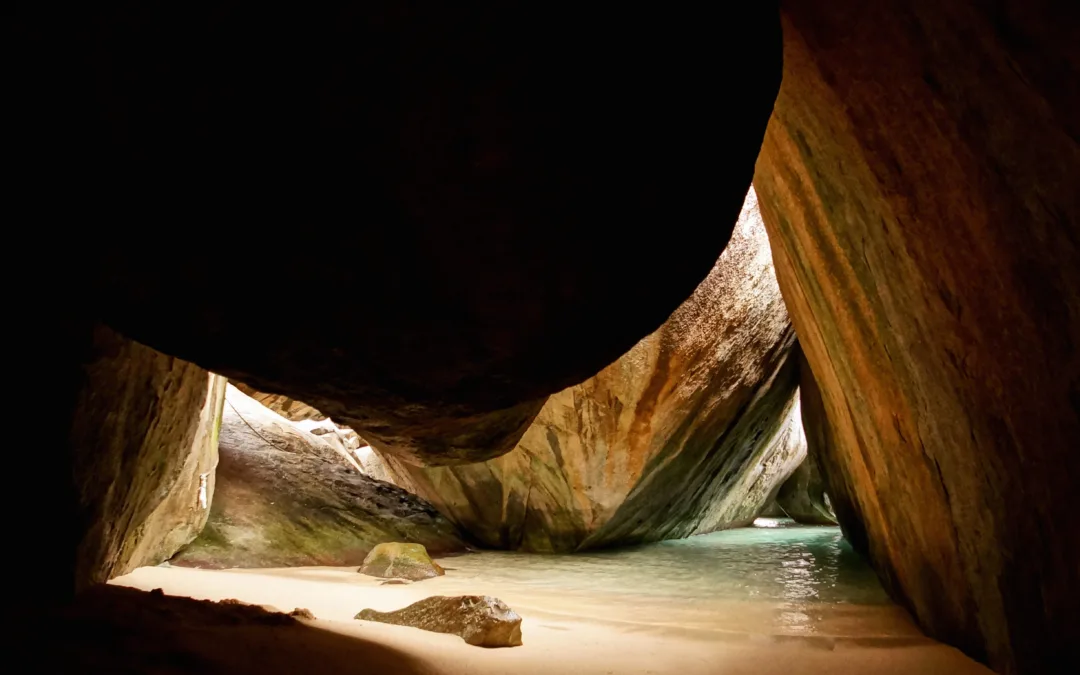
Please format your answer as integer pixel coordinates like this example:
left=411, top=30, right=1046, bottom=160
left=171, top=388, right=466, bottom=568
left=775, top=456, right=838, bottom=526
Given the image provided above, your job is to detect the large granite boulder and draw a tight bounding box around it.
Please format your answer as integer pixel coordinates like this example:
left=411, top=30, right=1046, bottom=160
left=233, top=388, right=369, bottom=467
left=16, top=5, right=782, bottom=467
left=230, top=384, right=326, bottom=422
left=117, top=373, right=229, bottom=569
left=690, top=394, right=808, bottom=532
left=753, top=3, right=1080, bottom=672
left=73, top=325, right=228, bottom=587
left=756, top=500, right=787, bottom=519
left=385, top=190, right=804, bottom=551
left=359, top=543, right=444, bottom=581
left=171, top=386, right=466, bottom=568
left=355, top=596, right=523, bottom=648
left=774, top=456, right=837, bottom=526
left=355, top=446, right=395, bottom=484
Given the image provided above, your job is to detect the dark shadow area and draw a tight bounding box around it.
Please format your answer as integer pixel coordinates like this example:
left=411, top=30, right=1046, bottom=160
left=13, top=585, right=431, bottom=675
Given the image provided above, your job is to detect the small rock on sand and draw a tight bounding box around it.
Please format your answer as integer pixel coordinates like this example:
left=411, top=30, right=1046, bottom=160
left=355, top=595, right=523, bottom=648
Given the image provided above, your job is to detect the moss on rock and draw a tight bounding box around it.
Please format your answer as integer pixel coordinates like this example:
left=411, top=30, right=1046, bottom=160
left=359, top=543, right=444, bottom=581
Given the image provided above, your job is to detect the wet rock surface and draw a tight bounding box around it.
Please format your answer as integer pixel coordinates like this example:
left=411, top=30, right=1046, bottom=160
left=360, top=543, right=445, bottom=581
left=172, top=387, right=465, bottom=568
left=385, top=192, right=802, bottom=551
left=355, top=595, right=523, bottom=648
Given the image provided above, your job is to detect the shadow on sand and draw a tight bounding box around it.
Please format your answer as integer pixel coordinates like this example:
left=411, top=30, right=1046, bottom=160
left=15, top=585, right=433, bottom=675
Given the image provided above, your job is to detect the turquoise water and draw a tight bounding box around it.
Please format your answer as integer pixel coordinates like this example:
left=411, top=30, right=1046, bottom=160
left=444, top=519, right=889, bottom=606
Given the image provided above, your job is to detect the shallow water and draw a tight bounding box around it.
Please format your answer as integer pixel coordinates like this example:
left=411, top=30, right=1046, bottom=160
left=120, top=519, right=923, bottom=642
left=108, top=516, right=995, bottom=675
left=442, top=519, right=889, bottom=607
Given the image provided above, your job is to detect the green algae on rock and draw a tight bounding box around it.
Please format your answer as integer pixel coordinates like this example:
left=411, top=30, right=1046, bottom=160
left=360, top=543, right=445, bottom=581
left=355, top=595, right=523, bottom=648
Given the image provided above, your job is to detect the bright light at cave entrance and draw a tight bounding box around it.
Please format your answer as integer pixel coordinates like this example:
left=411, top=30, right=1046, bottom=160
left=753, top=517, right=782, bottom=528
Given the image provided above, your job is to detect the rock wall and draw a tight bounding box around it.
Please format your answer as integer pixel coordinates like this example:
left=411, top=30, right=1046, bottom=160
left=753, top=2, right=1080, bottom=672
left=774, top=455, right=837, bottom=527
left=118, top=374, right=228, bottom=572
left=231, top=383, right=326, bottom=422
left=756, top=500, right=788, bottom=519
left=226, top=385, right=369, bottom=468
left=13, top=4, right=782, bottom=467
left=173, top=386, right=466, bottom=568
left=385, top=191, right=804, bottom=551
left=682, top=392, right=807, bottom=535
left=72, top=325, right=227, bottom=587
left=798, top=352, right=869, bottom=553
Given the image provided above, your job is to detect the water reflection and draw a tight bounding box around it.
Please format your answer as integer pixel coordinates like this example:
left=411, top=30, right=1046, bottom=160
left=448, top=520, right=889, bottom=606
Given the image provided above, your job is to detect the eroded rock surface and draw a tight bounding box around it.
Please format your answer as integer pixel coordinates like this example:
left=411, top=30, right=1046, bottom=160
left=24, top=5, right=782, bottom=466
left=355, top=596, right=523, bottom=648
left=756, top=500, right=787, bottom=519
left=228, top=386, right=371, bottom=467
left=360, top=543, right=444, bottom=581
left=753, top=3, right=1080, bottom=672
left=231, top=384, right=326, bottom=422
left=385, top=192, right=803, bottom=551
left=774, top=456, right=837, bottom=527
left=355, top=446, right=395, bottom=484
left=172, top=387, right=465, bottom=568
left=73, top=325, right=227, bottom=586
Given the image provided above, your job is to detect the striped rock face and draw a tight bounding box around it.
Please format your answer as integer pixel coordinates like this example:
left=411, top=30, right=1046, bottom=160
left=753, top=3, right=1080, bottom=672
left=383, top=189, right=804, bottom=552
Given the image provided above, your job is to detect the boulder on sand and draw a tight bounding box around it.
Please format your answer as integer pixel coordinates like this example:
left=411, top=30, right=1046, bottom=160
left=360, top=543, right=444, bottom=581
left=355, top=596, right=523, bottom=648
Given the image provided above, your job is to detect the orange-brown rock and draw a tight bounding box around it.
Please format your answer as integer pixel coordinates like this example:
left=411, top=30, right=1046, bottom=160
left=753, top=3, right=1080, bottom=672
left=72, top=326, right=227, bottom=587
left=384, top=191, right=803, bottom=551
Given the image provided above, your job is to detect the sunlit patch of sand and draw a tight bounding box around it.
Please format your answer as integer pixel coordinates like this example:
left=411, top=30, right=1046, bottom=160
left=105, top=548, right=993, bottom=675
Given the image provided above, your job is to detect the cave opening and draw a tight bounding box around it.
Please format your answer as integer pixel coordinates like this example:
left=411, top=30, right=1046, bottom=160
left=9, top=2, right=1077, bottom=674
left=25, top=187, right=993, bottom=675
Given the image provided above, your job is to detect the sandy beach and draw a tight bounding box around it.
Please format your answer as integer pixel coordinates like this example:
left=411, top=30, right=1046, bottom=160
left=103, top=539, right=994, bottom=675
